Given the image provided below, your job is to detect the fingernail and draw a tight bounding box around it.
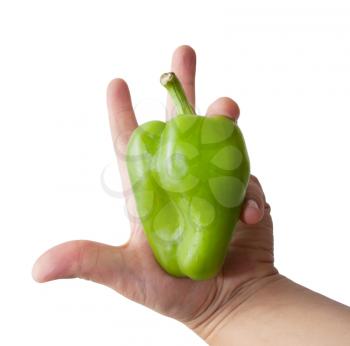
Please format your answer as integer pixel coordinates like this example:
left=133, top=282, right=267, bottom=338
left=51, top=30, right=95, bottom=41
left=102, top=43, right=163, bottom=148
left=32, top=261, right=42, bottom=282
left=247, top=199, right=259, bottom=210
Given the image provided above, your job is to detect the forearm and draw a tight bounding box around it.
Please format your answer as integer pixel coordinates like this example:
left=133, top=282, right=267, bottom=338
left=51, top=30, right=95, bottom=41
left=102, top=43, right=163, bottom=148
left=195, top=275, right=350, bottom=346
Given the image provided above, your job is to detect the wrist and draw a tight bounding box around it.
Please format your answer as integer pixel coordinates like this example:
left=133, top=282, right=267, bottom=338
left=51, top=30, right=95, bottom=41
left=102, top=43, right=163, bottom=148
left=186, top=272, right=284, bottom=344
left=191, top=274, right=350, bottom=346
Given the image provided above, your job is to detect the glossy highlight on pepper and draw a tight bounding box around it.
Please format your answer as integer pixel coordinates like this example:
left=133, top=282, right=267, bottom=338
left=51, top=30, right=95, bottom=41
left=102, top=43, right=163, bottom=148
left=126, top=72, right=250, bottom=280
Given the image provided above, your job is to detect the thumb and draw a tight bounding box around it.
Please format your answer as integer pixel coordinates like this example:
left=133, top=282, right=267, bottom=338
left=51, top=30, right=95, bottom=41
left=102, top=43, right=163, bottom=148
left=32, top=240, right=126, bottom=288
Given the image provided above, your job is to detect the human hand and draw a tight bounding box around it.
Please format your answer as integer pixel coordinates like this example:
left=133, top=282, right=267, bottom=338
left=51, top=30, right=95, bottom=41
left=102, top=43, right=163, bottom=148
left=32, top=45, right=279, bottom=342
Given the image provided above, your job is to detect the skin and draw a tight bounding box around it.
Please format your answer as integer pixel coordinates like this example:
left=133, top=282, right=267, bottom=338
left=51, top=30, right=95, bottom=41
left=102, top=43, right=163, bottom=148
left=33, top=45, right=350, bottom=345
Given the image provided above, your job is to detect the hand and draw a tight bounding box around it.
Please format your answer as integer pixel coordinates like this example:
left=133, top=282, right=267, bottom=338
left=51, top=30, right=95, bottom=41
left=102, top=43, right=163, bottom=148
left=32, top=45, right=279, bottom=341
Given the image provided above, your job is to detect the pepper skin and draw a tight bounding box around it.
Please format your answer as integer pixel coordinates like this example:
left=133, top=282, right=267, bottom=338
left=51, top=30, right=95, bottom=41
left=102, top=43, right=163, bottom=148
left=126, top=72, right=250, bottom=280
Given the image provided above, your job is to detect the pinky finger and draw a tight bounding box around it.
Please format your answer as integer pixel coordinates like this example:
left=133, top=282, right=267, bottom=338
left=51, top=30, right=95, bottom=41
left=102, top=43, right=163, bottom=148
left=240, top=176, right=267, bottom=225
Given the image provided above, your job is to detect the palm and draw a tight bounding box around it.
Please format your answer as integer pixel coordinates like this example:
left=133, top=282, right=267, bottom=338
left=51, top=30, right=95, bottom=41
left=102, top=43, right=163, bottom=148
left=122, top=198, right=274, bottom=324
left=33, top=45, right=276, bottom=327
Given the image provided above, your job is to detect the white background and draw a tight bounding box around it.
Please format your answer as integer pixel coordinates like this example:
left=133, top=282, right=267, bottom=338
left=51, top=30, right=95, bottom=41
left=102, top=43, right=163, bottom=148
left=1, top=0, right=350, bottom=345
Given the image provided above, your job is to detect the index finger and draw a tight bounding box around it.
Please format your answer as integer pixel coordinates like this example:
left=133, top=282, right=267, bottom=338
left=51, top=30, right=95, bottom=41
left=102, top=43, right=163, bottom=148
left=107, top=78, right=138, bottom=194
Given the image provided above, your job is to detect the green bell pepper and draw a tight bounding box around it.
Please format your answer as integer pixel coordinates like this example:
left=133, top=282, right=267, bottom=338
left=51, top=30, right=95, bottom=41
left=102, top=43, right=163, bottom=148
left=126, top=72, right=250, bottom=280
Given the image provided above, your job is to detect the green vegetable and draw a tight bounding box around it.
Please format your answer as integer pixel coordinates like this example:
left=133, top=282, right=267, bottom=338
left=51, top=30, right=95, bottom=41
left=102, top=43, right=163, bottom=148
left=126, top=72, right=250, bottom=280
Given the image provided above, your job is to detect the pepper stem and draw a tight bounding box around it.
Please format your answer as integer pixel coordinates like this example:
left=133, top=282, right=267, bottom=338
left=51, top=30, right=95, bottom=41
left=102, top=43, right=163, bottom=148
left=160, top=72, right=196, bottom=116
